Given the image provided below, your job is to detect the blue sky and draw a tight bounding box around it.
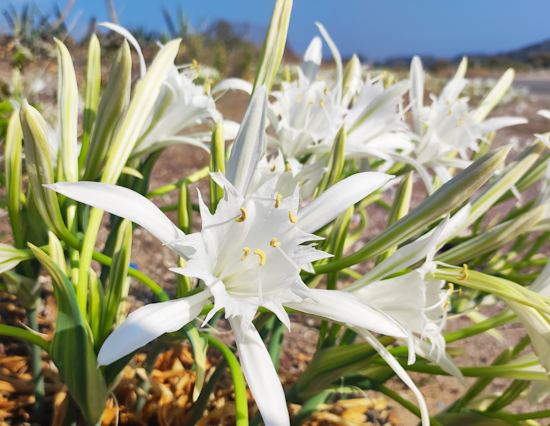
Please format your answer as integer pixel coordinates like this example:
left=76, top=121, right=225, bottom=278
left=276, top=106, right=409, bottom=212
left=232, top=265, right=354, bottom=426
left=5, top=0, right=550, bottom=60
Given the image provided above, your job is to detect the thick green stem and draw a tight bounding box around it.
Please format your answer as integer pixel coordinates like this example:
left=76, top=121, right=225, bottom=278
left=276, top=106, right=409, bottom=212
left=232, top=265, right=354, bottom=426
left=201, top=334, right=248, bottom=426
left=146, top=166, right=209, bottom=198
left=76, top=207, right=104, bottom=316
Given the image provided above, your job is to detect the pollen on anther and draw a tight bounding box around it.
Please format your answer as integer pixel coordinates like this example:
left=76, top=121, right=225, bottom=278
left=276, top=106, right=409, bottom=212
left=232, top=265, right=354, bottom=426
left=241, top=247, right=250, bottom=261
left=235, top=207, right=247, bottom=222
left=324, top=87, right=328, bottom=95
left=275, top=193, right=283, bottom=208
left=289, top=211, right=298, bottom=223
left=270, top=238, right=281, bottom=247
left=297, top=94, right=302, bottom=103
left=254, top=249, right=266, bottom=266
left=319, top=99, right=324, bottom=107
left=285, top=162, right=291, bottom=172
left=270, top=164, right=276, bottom=172
left=307, top=101, right=313, bottom=108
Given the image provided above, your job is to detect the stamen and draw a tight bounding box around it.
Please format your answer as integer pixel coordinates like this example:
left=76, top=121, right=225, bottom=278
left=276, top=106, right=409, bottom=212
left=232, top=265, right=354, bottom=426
left=457, top=264, right=468, bottom=281
left=297, top=81, right=300, bottom=88
left=297, top=94, right=302, bottom=102
left=307, top=101, right=313, bottom=108
left=448, top=283, right=454, bottom=293
left=191, top=59, right=198, bottom=69
left=235, top=207, right=247, bottom=222
left=275, top=193, right=283, bottom=208
left=446, top=100, right=450, bottom=105
left=254, top=249, right=266, bottom=266
left=285, top=162, right=291, bottom=172
left=442, top=300, right=450, bottom=312
left=457, top=118, right=463, bottom=127
left=448, top=108, right=452, bottom=115
left=241, top=247, right=250, bottom=261
left=289, top=211, right=298, bottom=223
left=324, top=87, right=328, bottom=95
left=270, top=164, right=277, bottom=172
left=204, top=80, right=212, bottom=94
left=319, top=99, right=324, bottom=107
left=270, top=238, right=281, bottom=247
left=459, top=287, right=463, bottom=296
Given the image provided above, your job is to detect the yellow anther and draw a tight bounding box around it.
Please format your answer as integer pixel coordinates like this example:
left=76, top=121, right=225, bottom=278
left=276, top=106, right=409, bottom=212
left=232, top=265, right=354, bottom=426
left=457, top=264, right=468, bottom=281
left=446, top=100, right=450, bottom=105
left=235, top=207, right=247, bottom=222
left=457, top=118, right=463, bottom=127
left=254, top=249, right=266, bottom=266
left=307, top=101, right=313, bottom=108
left=324, top=87, right=328, bottom=95
left=275, top=193, right=283, bottom=208
left=319, top=99, right=324, bottom=107
left=285, top=162, right=291, bottom=172
left=297, top=94, right=302, bottom=102
left=448, top=108, right=453, bottom=115
left=270, top=238, right=281, bottom=247
left=449, top=283, right=454, bottom=293
left=191, top=59, right=198, bottom=69
left=204, top=80, right=212, bottom=95
left=382, top=70, right=387, bottom=78
left=270, top=164, right=277, bottom=172
left=241, top=247, right=250, bottom=261
left=297, top=81, right=300, bottom=88
left=442, top=299, right=450, bottom=311
left=289, top=211, right=298, bottom=223
left=459, top=286, right=463, bottom=296
left=316, top=76, right=322, bottom=81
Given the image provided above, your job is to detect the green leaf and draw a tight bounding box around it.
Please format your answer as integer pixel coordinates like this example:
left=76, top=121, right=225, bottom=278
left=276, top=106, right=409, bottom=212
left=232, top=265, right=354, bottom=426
left=29, top=243, right=108, bottom=425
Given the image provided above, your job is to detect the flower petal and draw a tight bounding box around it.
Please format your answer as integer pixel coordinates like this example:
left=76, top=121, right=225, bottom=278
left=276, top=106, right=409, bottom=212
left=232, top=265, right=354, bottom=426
left=297, top=172, right=393, bottom=234
left=301, top=36, right=322, bottom=83
left=99, top=22, right=146, bottom=79
left=226, top=86, right=268, bottom=195
left=98, top=290, right=211, bottom=366
left=45, top=182, right=184, bottom=244
left=352, top=327, right=430, bottom=426
left=285, top=289, right=408, bottom=339
left=213, top=78, right=253, bottom=96
left=229, top=316, right=289, bottom=426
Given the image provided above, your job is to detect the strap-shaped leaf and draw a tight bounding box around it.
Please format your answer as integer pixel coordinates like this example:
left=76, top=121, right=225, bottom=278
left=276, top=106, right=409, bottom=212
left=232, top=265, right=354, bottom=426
left=29, top=244, right=107, bottom=425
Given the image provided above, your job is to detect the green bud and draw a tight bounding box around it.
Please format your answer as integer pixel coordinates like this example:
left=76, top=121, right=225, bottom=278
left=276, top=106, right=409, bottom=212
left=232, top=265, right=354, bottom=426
left=79, top=34, right=102, bottom=172
left=342, top=54, right=360, bottom=102
left=20, top=100, right=68, bottom=237
left=209, top=121, right=226, bottom=213
left=377, top=171, right=413, bottom=263
left=473, top=68, right=514, bottom=123
left=317, top=124, right=346, bottom=195
left=437, top=205, right=546, bottom=265
left=5, top=111, right=24, bottom=248
left=101, top=39, right=181, bottom=184
left=55, top=38, right=79, bottom=183
left=252, top=0, right=293, bottom=93
left=84, top=40, right=131, bottom=181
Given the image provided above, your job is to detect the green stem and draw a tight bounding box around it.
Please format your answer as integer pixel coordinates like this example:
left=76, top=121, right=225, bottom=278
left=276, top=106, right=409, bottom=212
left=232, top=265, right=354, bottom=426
left=378, top=385, right=444, bottom=426
left=201, top=334, right=248, bottom=426
left=146, top=166, right=209, bottom=198
left=514, top=409, right=550, bottom=420
left=444, top=309, right=515, bottom=343
left=268, top=318, right=286, bottom=369
left=27, top=308, right=45, bottom=425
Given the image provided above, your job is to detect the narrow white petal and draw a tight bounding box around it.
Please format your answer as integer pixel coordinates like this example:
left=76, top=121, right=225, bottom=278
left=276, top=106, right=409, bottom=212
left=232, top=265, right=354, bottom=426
left=315, top=23, right=342, bottom=101
left=297, top=172, right=393, bottom=233
left=302, top=36, right=322, bottom=82
left=45, top=182, right=184, bottom=244
left=352, top=328, right=430, bottom=426
left=410, top=337, right=466, bottom=386
left=229, top=316, right=289, bottom=426
left=226, top=86, right=268, bottom=195
left=285, top=289, right=408, bottom=339
left=98, top=290, right=211, bottom=366
left=99, top=22, right=146, bottom=79
left=213, top=78, right=253, bottom=96
left=538, top=109, right=550, bottom=120
left=410, top=56, right=424, bottom=136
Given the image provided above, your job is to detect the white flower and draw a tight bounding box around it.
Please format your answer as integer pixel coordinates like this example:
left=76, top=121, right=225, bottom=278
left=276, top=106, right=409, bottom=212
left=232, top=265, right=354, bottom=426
left=408, top=56, right=527, bottom=190
left=47, top=86, right=407, bottom=426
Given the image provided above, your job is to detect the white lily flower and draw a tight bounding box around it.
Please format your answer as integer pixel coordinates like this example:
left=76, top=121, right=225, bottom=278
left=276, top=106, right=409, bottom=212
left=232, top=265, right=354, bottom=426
left=407, top=57, right=527, bottom=190
left=46, top=86, right=407, bottom=426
